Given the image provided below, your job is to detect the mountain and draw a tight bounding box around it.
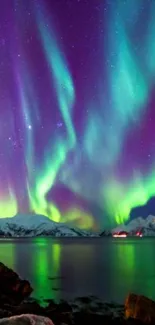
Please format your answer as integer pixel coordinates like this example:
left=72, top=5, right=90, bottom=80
left=112, top=215, right=155, bottom=236
left=0, top=214, right=99, bottom=237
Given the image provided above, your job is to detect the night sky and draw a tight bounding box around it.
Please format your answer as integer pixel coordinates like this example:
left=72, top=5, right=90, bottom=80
left=0, top=0, right=155, bottom=229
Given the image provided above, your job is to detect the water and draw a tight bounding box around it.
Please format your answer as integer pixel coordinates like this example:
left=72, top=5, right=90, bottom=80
left=0, top=237, right=155, bottom=304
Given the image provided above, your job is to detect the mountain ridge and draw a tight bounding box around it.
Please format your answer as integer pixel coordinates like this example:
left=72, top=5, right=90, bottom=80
left=112, top=215, right=155, bottom=236
left=0, top=214, right=99, bottom=237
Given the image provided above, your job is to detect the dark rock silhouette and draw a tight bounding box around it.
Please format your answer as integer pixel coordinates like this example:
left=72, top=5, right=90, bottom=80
left=0, top=262, right=32, bottom=304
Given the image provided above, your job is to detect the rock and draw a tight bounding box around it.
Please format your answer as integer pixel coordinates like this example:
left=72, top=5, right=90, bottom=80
left=125, top=293, right=155, bottom=323
left=45, top=300, right=57, bottom=312
left=47, top=311, right=73, bottom=325
left=73, top=311, right=113, bottom=325
left=0, top=309, right=12, bottom=318
left=45, top=300, right=73, bottom=325
left=75, top=296, right=92, bottom=304
left=56, top=301, right=72, bottom=313
left=14, top=302, right=46, bottom=317
left=0, top=314, right=54, bottom=325
left=0, top=262, right=32, bottom=304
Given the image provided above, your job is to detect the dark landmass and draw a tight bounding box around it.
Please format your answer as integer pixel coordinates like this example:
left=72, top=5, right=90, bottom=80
left=0, top=262, right=153, bottom=325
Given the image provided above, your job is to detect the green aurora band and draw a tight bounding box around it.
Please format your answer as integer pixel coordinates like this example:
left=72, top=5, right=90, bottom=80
left=28, top=4, right=78, bottom=224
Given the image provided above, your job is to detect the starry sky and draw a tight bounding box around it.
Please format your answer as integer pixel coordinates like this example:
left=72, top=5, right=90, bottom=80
left=0, top=0, right=155, bottom=229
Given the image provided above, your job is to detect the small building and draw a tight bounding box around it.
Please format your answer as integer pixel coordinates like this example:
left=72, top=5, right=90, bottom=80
left=112, top=231, right=129, bottom=237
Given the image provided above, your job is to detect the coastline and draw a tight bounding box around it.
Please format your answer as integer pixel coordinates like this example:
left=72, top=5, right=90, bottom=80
left=0, top=294, right=152, bottom=325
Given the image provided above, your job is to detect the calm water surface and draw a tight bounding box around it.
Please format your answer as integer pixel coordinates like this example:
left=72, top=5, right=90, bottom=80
left=0, top=237, right=155, bottom=303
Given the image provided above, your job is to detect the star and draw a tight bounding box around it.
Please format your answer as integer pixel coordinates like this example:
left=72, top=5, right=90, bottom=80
left=57, top=122, right=63, bottom=128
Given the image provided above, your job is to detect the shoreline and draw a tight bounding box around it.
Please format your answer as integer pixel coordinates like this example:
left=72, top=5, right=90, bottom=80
left=0, top=294, right=125, bottom=324
left=0, top=294, right=149, bottom=325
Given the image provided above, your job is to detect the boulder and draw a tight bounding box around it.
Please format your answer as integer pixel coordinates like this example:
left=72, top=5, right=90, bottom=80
left=0, top=314, right=54, bottom=325
left=14, top=302, right=45, bottom=316
left=0, top=262, right=32, bottom=304
left=45, top=300, right=73, bottom=325
left=125, top=293, right=155, bottom=323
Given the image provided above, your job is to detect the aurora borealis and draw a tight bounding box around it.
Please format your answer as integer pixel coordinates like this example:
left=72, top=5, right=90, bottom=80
left=0, top=0, right=155, bottom=229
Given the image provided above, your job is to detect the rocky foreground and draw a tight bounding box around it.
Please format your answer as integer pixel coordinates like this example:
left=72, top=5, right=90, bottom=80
left=0, top=261, right=154, bottom=325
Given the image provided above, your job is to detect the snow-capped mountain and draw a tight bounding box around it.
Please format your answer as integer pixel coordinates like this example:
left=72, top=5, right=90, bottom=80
left=0, top=214, right=98, bottom=237
left=112, top=215, right=155, bottom=236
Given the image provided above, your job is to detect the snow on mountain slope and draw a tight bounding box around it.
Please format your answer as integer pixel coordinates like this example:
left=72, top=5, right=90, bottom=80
left=112, top=215, right=155, bottom=236
left=0, top=214, right=98, bottom=237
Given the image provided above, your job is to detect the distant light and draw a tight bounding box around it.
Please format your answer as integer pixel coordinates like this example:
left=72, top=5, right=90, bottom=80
left=28, top=125, right=32, bottom=130
left=113, top=234, right=127, bottom=238
left=57, top=122, right=63, bottom=128
left=136, top=232, right=143, bottom=237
